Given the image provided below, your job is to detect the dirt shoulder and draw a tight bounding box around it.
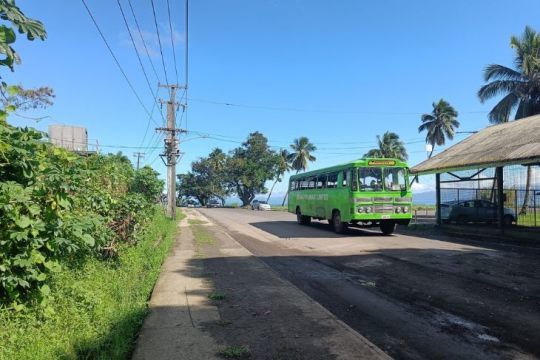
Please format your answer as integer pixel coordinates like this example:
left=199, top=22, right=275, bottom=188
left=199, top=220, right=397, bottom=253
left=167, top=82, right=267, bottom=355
left=141, top=209, right=389, bottom=360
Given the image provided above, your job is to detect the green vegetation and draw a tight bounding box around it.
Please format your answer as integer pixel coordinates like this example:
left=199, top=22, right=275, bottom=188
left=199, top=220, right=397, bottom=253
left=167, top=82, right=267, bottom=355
left=188, top=219, right=208, bottom=225
left=418, top=99, right=460, bottom=158
left=179, top=132, right=286, bottom=207
left=281, top=136, right=317, bottom=206
left=191, top=224, right=216, bottom=258
left=266, top=148, right=292, bottom=203
left=219, top=345, right=251, bottom=359
left=478, top=26, right=540, bottom=216
left=0, top=208, right=179, bottom=359
left=363, top=131, right=408, bottom=161
left=208, top=291, right=226, bottom=301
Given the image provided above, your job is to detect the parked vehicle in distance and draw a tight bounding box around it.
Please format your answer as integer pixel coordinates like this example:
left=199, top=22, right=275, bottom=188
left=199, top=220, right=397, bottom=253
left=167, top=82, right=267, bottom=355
left=440, top=199, right=515, bottom=225
left=288, top=158, right=412, bottom=235
left=252, top=200, right=271, bottom=211
left=206, top=199, right=222, bottom=208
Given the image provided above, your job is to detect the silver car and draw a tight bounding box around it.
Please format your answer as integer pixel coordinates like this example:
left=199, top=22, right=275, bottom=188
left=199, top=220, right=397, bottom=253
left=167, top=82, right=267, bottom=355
left=251, top=200, right=271, bottom=211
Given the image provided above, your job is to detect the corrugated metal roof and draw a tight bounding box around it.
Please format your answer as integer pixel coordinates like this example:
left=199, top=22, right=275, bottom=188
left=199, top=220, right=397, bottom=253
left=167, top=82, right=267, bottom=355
left=410, top=114, right=540, bottom=175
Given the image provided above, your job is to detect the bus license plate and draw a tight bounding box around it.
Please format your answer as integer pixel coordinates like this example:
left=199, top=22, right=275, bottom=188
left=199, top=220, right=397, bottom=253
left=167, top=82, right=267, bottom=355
left=381, top=215, right=391, bottom=219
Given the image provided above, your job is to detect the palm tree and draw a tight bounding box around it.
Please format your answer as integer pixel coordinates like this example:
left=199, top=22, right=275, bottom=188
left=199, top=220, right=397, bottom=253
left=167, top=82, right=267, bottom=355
left=478, top=26, right=540, bottom=214
left=267, top=149, right=291, bottom=203
left=363, top=131, right=408, bottom=161
left=281, top=137, right=317, bottom=206
left=418, top=99, right=460, bottom=158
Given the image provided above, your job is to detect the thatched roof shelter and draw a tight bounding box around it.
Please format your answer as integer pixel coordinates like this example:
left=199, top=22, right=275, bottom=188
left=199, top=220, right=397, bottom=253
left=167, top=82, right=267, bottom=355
left=411, top=114, right=540, bottom=175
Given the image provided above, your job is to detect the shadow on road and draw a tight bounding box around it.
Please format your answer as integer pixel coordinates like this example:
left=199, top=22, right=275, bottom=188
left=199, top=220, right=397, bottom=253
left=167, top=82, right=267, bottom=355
left=249, top=220, right=387, bottom=238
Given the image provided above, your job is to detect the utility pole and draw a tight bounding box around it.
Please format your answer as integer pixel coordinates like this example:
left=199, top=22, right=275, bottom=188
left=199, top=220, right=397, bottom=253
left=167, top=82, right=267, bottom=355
left=133, top=152, right=145, bottom=170
left=156, top=84, right=187, bottom=219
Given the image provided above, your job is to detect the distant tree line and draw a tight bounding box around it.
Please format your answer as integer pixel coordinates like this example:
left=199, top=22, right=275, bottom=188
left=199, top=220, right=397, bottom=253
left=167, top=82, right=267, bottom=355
left=177, top=133, right=318, bottom=207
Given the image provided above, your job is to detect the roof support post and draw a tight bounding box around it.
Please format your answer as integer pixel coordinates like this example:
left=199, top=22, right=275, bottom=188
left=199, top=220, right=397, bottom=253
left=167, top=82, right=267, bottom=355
left=436, top=173, right=442, bottom=226
left=496, top=166, right=504, bottom=232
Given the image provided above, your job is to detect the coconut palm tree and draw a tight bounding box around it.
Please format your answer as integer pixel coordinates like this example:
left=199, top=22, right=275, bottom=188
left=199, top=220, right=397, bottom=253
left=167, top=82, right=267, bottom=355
left=478, top=26, right=540, bottom=214
left=266, top=148, right=291, bottom=203
left=281, top=137, right=317, bottom=206
left=363, top=131, right=408, bottom=161
left=418, top=99, right=460, bottom=158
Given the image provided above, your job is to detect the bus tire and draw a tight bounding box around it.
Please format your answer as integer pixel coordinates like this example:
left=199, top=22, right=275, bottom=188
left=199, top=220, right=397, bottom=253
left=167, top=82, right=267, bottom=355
left=380, top=221, right=396, bottom=235
left=332, top=210, right=348, bottom=234
left=296, top=208, right=311, bottom=225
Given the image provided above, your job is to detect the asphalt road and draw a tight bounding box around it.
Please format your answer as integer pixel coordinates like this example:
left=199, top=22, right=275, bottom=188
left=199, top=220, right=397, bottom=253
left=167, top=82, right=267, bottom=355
left=198, top=208, right=540, bottom=360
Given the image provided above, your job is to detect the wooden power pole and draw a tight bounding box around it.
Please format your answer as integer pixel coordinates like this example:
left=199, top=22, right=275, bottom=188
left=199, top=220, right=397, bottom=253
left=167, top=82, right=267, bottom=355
left=156, top=84, right=187, bottom=219
left=133, top=152, right=145, bottom=170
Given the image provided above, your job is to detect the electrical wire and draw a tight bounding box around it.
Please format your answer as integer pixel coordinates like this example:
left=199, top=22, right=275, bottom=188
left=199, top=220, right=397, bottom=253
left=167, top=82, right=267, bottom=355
left=126, top=0, right=161, bottom=84
left=117, top=0, right=165, bottom=125
left=187, top=97, right=489, bottom=116
left=166, top=0, right=179, bottom=84
left=81, top=0, right=159, bottom=126
left=149, top=0, right=171, bottom=90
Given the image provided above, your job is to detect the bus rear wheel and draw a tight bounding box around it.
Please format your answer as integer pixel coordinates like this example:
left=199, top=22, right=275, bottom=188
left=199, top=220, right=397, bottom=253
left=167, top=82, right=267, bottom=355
left=332, top=211, right=348, bottom=234
left=296, top=208, right=311, bottom=225
left=380, top=221, right=396, bottom=235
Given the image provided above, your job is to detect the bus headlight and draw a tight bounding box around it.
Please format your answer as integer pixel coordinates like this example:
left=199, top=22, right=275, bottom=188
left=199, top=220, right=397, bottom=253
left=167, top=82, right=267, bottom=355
left=402, top=206, right=409, bottom=213
left=395, top=207, right=401, bottom=213
left=366, top=207, right=372, bottom=213
left=357, top=207, right=364, bottom=213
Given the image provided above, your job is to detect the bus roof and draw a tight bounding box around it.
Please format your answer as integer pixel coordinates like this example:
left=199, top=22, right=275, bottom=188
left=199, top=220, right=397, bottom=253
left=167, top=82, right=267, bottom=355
left=289, top=158, right=409, bottom=180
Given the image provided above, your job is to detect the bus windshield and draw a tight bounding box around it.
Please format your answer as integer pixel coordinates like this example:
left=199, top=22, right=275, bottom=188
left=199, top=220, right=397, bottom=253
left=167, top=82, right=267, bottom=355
left=358, top=167, right=407, bottom=192
left=358, top=168, right=383, bottom=191
left=383, top=167, right=407, bottom=191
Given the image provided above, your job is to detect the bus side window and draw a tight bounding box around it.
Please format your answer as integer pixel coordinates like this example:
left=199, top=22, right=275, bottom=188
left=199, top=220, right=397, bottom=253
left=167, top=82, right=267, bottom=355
left=318, top=175, right=327, bottom=189
left=308, top=177, right=316, bottom=190
left=351, top=168, right=358, bottom=191
left=327, top=172, right=338, bottom=188
left=342, top=171, right=348, bottom=187
left=299, top=178, right=306, bottom=190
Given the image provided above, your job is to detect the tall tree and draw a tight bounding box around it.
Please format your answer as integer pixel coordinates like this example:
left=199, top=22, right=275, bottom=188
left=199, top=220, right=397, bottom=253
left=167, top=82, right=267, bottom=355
left=478, top=26, right=540, bottom=214
left=363, top=131, right=408, bottom=161
left=418, top=99, right=460, bottom=158
left=266, top=148, right=291, bottom=203
left=177, top=148, right=230, bottom=206
left=225, top=132, right=279, bottom=207
left=281, top=137, right=317, bottom=206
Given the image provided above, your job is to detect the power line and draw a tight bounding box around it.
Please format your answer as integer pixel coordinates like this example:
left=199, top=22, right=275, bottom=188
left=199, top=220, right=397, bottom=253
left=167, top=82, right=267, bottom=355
left=117, top=0, right=165, bottom=125
left=166, top=0, right=179, bottom=84
left=149, top=0, right=171, bottom=89
left=126, top=0, right=161, bottom=84
left=187, top=97, right=489, bottom=116
left=81, top=0, right=159, bottom=126
left=184, top=0, right=189, bottom=130
left=47, top=136, right=162, bottom=150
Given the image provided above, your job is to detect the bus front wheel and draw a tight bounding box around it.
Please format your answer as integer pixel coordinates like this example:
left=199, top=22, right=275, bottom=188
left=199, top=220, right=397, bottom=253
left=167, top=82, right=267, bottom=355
left=296, top=208, right=311, bottom=225
left=332, top=211, right=348, bottom=234
left=380, top=221, right=396, bottom=235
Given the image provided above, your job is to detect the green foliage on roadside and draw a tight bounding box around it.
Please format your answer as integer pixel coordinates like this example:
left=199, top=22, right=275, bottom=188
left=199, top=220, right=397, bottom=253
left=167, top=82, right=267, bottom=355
left=0, top=208, right=178, bottom=360
left=0, top=120, right=164, bottom=310
left=179, top=132, right=281, bottom=207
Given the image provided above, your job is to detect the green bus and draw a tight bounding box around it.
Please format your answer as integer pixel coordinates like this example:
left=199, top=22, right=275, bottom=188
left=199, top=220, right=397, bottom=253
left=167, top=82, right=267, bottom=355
left=288, top=158, right=412, bottom=235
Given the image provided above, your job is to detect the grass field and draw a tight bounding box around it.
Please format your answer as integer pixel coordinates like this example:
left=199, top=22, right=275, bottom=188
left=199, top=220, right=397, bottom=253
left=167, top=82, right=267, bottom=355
left=0, top=208, right=183, bottom=360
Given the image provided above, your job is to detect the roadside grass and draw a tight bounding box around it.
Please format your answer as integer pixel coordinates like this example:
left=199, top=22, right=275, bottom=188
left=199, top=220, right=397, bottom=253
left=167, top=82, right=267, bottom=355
left=517, top=213, right=540, bottom=227
left=270, top=206, right=288, bottom=212
left=188, top=218, right=208, bottom=225
left=218, top=345, right=251, bottom=359
left=0, top=208, right=182, bottom=360
left=208, top=291, right=226, bottom=301
left=191, top=224, right=216, bottom=258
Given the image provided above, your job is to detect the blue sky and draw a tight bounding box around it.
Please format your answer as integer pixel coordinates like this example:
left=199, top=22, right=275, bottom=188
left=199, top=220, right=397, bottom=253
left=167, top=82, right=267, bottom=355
left=6, top=0, right=540, bottom=197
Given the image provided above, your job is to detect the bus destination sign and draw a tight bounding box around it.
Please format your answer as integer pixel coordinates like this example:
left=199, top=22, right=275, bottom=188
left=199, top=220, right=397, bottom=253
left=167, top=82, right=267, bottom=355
left=368, top=160, right=396, bottom=166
